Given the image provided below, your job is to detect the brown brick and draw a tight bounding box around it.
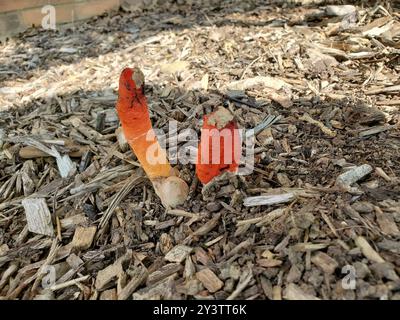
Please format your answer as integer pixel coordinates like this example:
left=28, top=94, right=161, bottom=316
left=73, top=0, right=120, bottom=21
left=0, top=0, right=74, bottom=14
left=2, top=0, right=120, bottom=37
left=22, top=0, right=119, bottom=26
left=0, top=12, right=26, bottom=37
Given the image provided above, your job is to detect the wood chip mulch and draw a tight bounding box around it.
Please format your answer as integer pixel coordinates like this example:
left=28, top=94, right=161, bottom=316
left=0, top=0, right=399, bottom=300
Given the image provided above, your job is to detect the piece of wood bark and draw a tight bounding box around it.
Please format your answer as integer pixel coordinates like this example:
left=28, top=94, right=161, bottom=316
left=21, top=198, right=54, bottom=236
left=49, top=275, right=89, bottom=291
left=196, top=268, right=223, bottom=293
left=311, top=252, right=338, bottom=274
left=183, top=213, right=221, bottom=244
left=99, top=289, right=117, bottom=300
left=283, top=283, right=320, bottom=300
left=359, top=125, right=394, bottom=137
left=366, top=84, right=400, bottom=95
left=60, top=214, right=88, bottom=230
left=292, top=243, right=328, bottom=252
left=19, top=141, right=88, bottom=159
left=95, top=251, right=132, bottom=291
left=243, top=193, right=294, bottom=207
left=132, top=275, right=176, bottom=300
left=68, top=116, right=104, bottom=141
left=96, top=263, right=122, bottom=291
left=355, top=236, right=385, bottom=263
left=255, top=208, right=286, bottom=227
left=227, top=268, right=253, bottom=300
left=299, top=113, right=337, bottom=137
left=147, top=263, right=182, bottom=286
left=118, top=266, right=148, bottom=300
left=164, top=245, right=193, bottom=264
left=375, top=206, right=400, bottom=236
left=66, top=253, right=83, bottom=270
left=257, top=258, right=283, bottom=268
left=375, top=167, right=392, bottom=182
left=336, top=164, right=373, bottom=188
left=225, top=76, right=291, bottom=91
left=272, top=286, right=282, bottom=300
left=71, top=226, right=97, bottom=250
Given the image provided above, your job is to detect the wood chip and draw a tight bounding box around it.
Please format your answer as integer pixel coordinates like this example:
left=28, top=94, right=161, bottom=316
left=325, top=5, right=356, bottom=16
left=60, top=214, right=88, bottom=230
left=100, top=289, right=118, bottom=300
left=366, top=84, right=400, bottom=95
left=292, top=243, right=328, bottom=252
left=164, top=245, right=193, bottom=264
left=118, top=266, right=148, bottom=300
left=255, top=208, right=286, bottom=227
left=299, top=113, right=337, bottom=137
left=336, top=164, right=373, bottom=188
left=132, top=275, right=176, bottom=300
left=359, top=125, right=394, bottom=137
left=311, top=252, right=338, bottom=274
left=19, top=139, right=88, bottom=159
left=160, top=60, right=189, bottom=74
left=355, top=236, right=385, bottom=263
left=243, top=193, right=294, bottom=207
left=21, top=198, right=54, bottom=236
left=283, top=283, right=320, bottom=300
left=227, top=267, right=253, bottom=300
left=196, top=268, right=223, bottom=293
left=258, top=258, right=283, bottom=268
left=375, top=167, right=392, bottom=182
left=71, top=226, right=96, bottom=250
left=272, top=286, right=282, bottom=300
left=147, top=263, right=182, bottom=286
left=49, top=275, right=90, bottom=292
left=375, top=206, right=400, bottom=237
left=95, top=252, right=131, bottom=291
left=192, top=213, right=221, bottom=237
left=226, top=76, right=291, bottom=91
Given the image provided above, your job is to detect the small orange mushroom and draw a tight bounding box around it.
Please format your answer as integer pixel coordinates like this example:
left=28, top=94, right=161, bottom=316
left=196, top=106, right=241, bottom=184
left=116, top=67, right=188, bottom=207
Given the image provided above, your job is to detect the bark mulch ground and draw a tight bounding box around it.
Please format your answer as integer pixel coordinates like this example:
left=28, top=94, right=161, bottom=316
left=0, top=0, right=399, bottom=300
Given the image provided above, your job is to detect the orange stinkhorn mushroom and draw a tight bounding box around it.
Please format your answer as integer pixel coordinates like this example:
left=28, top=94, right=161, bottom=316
left=116, top=67, right=189, bottom=207
left=196, top=106, right=241, bottom=184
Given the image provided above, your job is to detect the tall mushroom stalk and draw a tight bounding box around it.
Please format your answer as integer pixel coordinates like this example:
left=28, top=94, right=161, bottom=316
left=196, top=106, right=241, bottom=184
left=116, top=67, right=188, bottom=208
